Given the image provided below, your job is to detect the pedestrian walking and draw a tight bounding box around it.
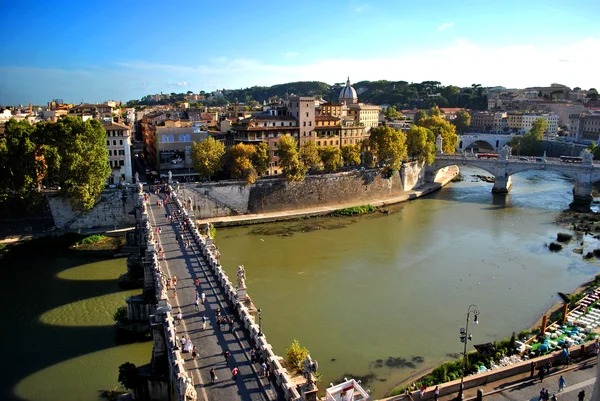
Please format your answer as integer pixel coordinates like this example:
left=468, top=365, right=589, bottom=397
left=538, top=367, right=545, bottom=383
left=195, top=278, right=200, bottom=287
left=202, top=315, right=207, bottom=329
left=434, top=386, right=439, bottom=401
left=201, top=292, right=206, bottom=304
left=539, top=388, right=546, bottom=401
left=176, top=310, right=182, bottom=325
left=210, top=368, right=216, bottom=384
left=173, top=276, right=177, bottom=287
left=250, top=348, right=256, bottom=363
left=594, top=338, right=600, bottom=356
left=229, top=319, right=235, bottom=334
left=232, top=366, right=239, bottom=380
left=158, top=227, right=162, bottom=234
left=420, top=384, right=426, bottom=399
left=192, top=345, right=198, bottom=359
left=194, top=298, right=200, bottom=311
left=223, top=349, right=231, bottom=363
left=578, top=390, right=585, bottom=401
left=558, top=375, right=566, bottom=391
left=260, top=361, right=267, bottom=378
left=216, top=308, right=221, bottom=318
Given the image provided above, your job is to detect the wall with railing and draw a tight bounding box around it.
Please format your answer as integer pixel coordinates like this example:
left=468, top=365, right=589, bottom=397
left=170, top=185, right=304, bottom=401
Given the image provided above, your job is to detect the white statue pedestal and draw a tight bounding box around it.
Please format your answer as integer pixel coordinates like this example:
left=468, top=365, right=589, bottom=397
left=237, top=286, right=247, bottom=301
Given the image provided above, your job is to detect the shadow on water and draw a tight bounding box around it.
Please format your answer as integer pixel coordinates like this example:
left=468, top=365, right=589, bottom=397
left=0, top=237, right=149, bottom=401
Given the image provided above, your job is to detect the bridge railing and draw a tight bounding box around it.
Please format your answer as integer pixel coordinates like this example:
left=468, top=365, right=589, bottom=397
left=170, top=186, right=303, bottom=401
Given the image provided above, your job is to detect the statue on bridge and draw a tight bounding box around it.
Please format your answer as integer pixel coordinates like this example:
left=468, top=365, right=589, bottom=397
left=303, top=354, right=319, bottom=389
left=237, top=265, right=246, bottom=289
left=134, top=171, right=140, bottom=184
left=581, top=150, right=594, bottom=165
left=499, top=145, right=512, bottom=161
left=168, top=170, right=172, bottom=183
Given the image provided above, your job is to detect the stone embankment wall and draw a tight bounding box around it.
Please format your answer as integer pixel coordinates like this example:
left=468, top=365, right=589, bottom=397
left=171, top=190, right=306, bottom=401
left=47, top=187, right=138, bottom=230
left=193, top=162, right=426, bottom=214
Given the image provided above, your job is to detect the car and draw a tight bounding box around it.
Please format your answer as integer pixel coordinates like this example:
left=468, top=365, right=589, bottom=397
left=519, top=157, right=529, bottom=161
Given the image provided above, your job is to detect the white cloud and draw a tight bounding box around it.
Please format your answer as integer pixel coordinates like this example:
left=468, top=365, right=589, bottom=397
left=437, top=21, right=455, bottom=31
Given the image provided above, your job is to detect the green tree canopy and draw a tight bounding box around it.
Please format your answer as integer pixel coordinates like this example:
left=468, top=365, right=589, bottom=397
left=452, top=110, right=471, bottom=134
left=530, top=117, right=549, bottom=140
left=251, top=142, right=270, bottom=177
left=384, top=106, right=401, bottom=119
left=44, top=117, right=111, bottom=211
left=414, top=110, right=427, bottom=125
left=417, top=116, right=459, bottom=154
left=190, top=136, right=225, bottom=180
left=406, top=125, right=436, bottom=165
left=428, top=106, right=441, bottom=117
left=228, top=143, right=257, bottom=184
left=341, top=144, right=362, bottom=166
left=369, top=125, right=407, bottom=176
left=300, top=140, right=322, bottom=170
left=278, top=134, right=307, bottom=181
left=318, top=146, right=342, bottom=173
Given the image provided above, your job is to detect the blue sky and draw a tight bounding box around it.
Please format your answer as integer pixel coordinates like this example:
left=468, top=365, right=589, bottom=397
left=0, top=0, right=598, bottom=105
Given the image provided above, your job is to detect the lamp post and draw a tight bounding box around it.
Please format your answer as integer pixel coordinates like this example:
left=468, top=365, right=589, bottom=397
left=457, top=304, right=480, bottom=401
left=257, top=308, right=263, bottom=336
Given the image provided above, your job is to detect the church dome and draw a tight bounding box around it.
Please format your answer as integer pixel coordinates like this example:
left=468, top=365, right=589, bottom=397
left=339, top=77, right=358, bottom=103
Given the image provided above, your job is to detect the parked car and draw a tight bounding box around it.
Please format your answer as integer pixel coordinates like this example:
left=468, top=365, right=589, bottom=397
left=519, top=157, right=528, bottom=161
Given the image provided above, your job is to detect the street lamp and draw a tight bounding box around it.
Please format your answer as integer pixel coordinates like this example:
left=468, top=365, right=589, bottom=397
left=257, top=308, right=263, bottom=336
left=457, top=304, right=480, bottom=401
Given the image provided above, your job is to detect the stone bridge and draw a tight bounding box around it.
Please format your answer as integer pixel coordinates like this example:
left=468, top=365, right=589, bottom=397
left=429, top=154, right=600, bottom=206
left=457, top=134, right=515, bottom=152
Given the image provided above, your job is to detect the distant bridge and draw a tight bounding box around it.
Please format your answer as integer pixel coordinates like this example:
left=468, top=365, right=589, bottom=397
left=457, top=134, right=514, bottom=152
left=429, top=153, right=600, bottom=205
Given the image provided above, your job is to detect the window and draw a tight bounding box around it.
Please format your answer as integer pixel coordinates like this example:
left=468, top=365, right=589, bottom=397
left=305, top=112, right=309, bottom=117
left=274, top=161, right=278, bottom=166
left=120, top=140, right=123, bottom=145
left=303, top=121, right=306, bottom=126
left=274, top=142, right=277, bottom=147
left=120, top=160, right=124, bottom=166
left=274, top=151, right=279, bottom=157
left=113, top=140, right=117, bottom=145
left=108, top=150, right=112, bottom=156
left=309, top=121, right=312, bottom=126
left=275, top=170, right=278, bottom=174
left=317, top=141, right=321, bottom=146
left=106, top=140, right=109, bottom=146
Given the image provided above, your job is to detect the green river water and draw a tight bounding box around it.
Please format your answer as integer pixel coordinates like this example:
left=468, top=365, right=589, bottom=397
left=1, top=254, right=152, bottom=401
left=217, top=167, right=600, bottom=398
left=3, top=166, right=600, bottom=400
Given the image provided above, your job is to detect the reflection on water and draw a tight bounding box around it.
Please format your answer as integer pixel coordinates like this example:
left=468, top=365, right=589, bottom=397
left=0, top=254, right=151, bottom=401
left=217, top=167, right=600, bottom=398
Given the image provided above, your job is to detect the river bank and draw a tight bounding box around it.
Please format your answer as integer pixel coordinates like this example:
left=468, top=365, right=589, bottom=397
left=197, top=165, right=459, bottom=227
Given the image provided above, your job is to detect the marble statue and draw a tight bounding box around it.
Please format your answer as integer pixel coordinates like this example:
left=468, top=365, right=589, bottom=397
left=582, top=150, right=594, bottom=163
left=303, top=355, right=316, bottom=389
left=182, top=376, right=197, bottom=400
left=237, top=265, right=246, bottom=288
left=499, top=145, right=512, bottom=160
left=168, top=170, right=172, bottom=182
left=135, top=171, right=140, bottom=183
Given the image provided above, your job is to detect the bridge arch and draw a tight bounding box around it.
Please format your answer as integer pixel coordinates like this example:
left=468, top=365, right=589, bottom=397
left=457, top=135, right=513, bottom=153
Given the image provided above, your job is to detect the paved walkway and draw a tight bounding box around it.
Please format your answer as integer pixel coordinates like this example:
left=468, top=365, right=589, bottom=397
left=148, top=191, right=280, bottom=401
left=437, top=358, right=598, bottom=401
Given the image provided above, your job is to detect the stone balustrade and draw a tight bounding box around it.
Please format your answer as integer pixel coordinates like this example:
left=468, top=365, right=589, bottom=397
left=170, top=187, right=303, bottom=401
left=136, top=184, right=197, bottom=401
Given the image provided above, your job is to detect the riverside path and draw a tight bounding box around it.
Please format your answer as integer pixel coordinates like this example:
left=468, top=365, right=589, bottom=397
left=148, top=191, right=281, bottom=401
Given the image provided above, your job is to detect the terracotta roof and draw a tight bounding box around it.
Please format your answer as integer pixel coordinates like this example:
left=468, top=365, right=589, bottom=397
left=103, top=122, right=130, bottom=130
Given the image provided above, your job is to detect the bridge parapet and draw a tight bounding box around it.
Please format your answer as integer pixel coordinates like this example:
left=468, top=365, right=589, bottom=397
left=170, top=188, right=304, bottom=401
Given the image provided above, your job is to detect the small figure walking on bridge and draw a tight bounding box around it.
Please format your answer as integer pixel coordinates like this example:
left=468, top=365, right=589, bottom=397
left=578, top=390, right=585, bottom=401
left=176, top=310, right=182, bottom=325
left=202, top=315, right=207, bottom=330
left=558, top=375, right=566, bottom=391
left=223, top=349, right=231, bottom=363
left=194, top=298, right=200, bottom=311
left=231, top=366, right=239, bottom=380
left=210, top=368, right=216, bottom=384
left=195, top=277, right=200, bottom=287
left=201, top=292, right=206, bottom=304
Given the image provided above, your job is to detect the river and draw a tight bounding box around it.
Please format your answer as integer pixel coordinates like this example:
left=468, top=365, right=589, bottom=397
left=217, top=166, right=600, bottom=398
left=1, top=253, right=152, bottom=401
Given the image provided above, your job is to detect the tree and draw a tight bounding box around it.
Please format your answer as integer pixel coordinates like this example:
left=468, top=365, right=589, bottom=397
left=452, top=110, right=471, bottom=134
left=118, top=362, right=139, bottom=390
left=45, top=117, right=111, bottom=211
left=441, top=85, right=460, bottom=99
left=228, top=143, right=257, bottom=184
left=428, top=106, right=441, bottom=117
left=318, top=146, right=342, bottom=173
left=251, top=142, right=270, bottom=177
left=384, top=106, right=400, bottom=119
left=406, top=126, right=436, bottom=165
left=414, top=110, right=427, bottom=125
left=0, top=119, right=39, bottom=202
left=300, top=140, right=322, bottom=170
left=417, top=116, right=459, bottom=154
left=286, top=339, right=309, bottom=373
left=341, top=144, right=361, bottom=166
left=369, top=126, right=407, bottom=176
left=190, top=136, right=225, bottom=181
left=530, top=118, right=549, bottom=140
left=278, top=134, right=307, bottom=181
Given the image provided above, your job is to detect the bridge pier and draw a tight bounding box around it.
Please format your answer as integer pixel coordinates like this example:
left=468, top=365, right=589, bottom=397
left=572, top=171, right=593, bottom=211
left=492, top=163, right=512, bottom=194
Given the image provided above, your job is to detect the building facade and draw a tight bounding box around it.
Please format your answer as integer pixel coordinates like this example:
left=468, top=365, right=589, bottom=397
left=104, top=122, right=133, bottom=185
left=574, top=114, right=600, bottom=142
left=507, top=113, right=559, bottom=135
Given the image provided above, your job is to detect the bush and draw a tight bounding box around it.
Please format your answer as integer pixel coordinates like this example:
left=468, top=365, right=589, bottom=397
left=118, top=362, right=139, bottom=389
left=113, top=306, right=128, bottom=323
left=333, top=205, right=376, bottom=216
left=556, top=233, right=573, bottom=242
left=548, top=242, right=563, bottom=252
left=286, top=339, right=309, bottom=373
left=76, top=234, right=108, bottom=245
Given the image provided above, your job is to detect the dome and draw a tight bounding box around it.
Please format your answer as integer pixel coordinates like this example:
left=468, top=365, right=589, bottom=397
left=339, top=77, right=358, bottom=104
